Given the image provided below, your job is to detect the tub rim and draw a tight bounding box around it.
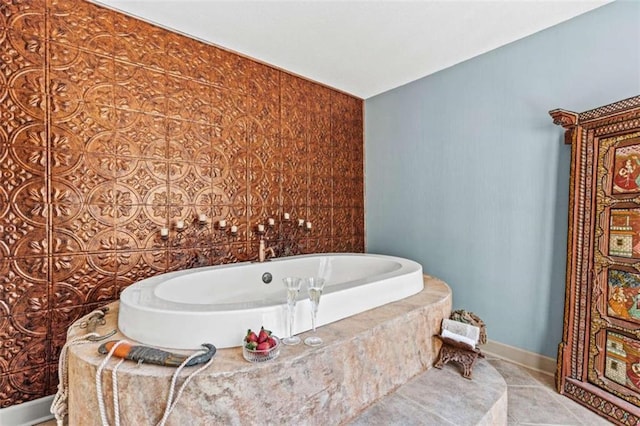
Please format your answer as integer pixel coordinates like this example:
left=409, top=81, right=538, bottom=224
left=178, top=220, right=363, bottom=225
left=120, top=252, right=423, bottom=313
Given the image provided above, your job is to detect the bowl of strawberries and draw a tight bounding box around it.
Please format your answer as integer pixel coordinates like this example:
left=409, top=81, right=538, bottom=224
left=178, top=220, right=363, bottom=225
left=242, top=326, right=280, bottom=363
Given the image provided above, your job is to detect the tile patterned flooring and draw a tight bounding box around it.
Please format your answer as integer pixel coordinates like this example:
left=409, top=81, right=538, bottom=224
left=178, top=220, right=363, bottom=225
left=486, top=358, right=613, bottom=426
left=350, top=357, right=507, bottom=425
left=35, top=357, right=613, bottom=426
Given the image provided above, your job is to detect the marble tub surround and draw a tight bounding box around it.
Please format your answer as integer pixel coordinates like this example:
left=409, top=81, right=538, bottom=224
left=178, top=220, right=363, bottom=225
left=66, top=276, right=451, bottom=425
left=40, top=359, right=609, bottom=426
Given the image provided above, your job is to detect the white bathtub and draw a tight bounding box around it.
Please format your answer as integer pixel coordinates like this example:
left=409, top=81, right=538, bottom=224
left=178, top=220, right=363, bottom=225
left=118, top=253, right=424, bottom=349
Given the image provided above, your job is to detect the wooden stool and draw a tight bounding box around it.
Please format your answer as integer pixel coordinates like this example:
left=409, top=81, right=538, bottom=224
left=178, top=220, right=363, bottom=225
left=434, top=335, right=484, bottom=379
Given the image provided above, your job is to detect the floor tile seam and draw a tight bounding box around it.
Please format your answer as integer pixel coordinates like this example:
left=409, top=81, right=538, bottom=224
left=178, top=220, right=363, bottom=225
left=478, top=388, right=509, bottom=426
left=499, top=377, right=545, bottom=387
left=520, top=382, right=581, bottom=410
left=485, top=354, right=554, bottom=377
left=508, top=403, right=526, bottom=425
left=507, top=386, right=582, bottom=426
left=518, top=422, right=580, bottom=426
left=507, top=384, right=551, bottom=388
left=393, top=392, right=458, bottom=426
left=517, top=423, right=581, bottom=426
left=507, top=386, right=582, bottom=425
left=523, top=375, right=556, bottom=389
left=518, top=366, right=556, bottom=387
left=507, top=417, right=520, bottom=426
left=490, top=359, right=554, bottom=384
left=544, top=389, right=597, bottom=424
left=486, top=365, right=545, bottom=388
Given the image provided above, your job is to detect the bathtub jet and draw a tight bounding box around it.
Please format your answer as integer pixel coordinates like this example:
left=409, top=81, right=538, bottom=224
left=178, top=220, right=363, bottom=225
left=118, top=253, right=424, bottom=349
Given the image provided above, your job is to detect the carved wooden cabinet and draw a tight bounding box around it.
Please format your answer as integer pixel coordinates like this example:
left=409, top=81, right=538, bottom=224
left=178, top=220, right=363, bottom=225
left=551, top=96, right=640, bottom=424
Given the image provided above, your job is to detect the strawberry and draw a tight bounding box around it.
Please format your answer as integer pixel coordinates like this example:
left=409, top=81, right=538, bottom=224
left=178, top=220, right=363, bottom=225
left=245, top=341, right=258, bottom=350
left=256, top=341, right=271, bottom=353
left=246, top=329, right=258, bottom=343
left=257, top=326, right=271, bottom=343
left=268, top=337, right=277, bottom=348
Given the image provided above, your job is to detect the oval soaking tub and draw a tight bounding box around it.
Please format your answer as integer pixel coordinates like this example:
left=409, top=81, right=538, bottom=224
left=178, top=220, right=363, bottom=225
left=118, top=253, right=424, bottom=349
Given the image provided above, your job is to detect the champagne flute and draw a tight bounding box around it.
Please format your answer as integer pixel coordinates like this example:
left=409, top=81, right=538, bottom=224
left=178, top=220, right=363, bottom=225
left=304, top=277, right=326, bottom=347
left=282, top=277, right=302, bottom=345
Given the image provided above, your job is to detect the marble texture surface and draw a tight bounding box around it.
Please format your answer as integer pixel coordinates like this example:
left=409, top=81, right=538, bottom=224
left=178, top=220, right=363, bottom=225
left=350, top=360, right=508, bottom=426
left=66, top=275, right=452, bottom=425
left=41, top=358, right=615, bottom=426
left=486, top=359, right=613, bottom=426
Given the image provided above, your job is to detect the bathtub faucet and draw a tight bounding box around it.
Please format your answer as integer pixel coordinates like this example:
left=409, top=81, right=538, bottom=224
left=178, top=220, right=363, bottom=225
left=258, top=238, right=276, bottom=262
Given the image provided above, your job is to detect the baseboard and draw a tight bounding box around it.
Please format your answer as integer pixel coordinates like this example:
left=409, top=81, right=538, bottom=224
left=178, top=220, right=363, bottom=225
left=0, top=395, right=54, bottom=426
left=480, top=339, right=556, bottom=376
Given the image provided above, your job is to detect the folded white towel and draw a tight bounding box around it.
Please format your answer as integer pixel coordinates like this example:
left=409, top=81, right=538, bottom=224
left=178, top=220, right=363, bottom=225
left=442, top=319, right=480, bottom=342
left=441, top=328, right=477, bottom=348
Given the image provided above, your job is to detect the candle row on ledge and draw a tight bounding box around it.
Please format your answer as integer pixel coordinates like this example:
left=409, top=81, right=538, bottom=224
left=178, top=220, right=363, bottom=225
left=216, top=220, right=238, bottom=234
left=159, top=212, right=312, bottom=239
left=257, top=215, right=312, bottom=233
left=298, top=219, right=313, bottom=229
left=159, top=215, right=238, bottom=240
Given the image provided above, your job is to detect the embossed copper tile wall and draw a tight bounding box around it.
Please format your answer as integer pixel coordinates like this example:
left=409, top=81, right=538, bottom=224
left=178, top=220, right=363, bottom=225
left=0, top=0, right=363, bottom=407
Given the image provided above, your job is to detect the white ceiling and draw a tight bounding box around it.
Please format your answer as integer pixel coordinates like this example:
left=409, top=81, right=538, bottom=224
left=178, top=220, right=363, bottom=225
left=95, top=0, right=612, bottom=99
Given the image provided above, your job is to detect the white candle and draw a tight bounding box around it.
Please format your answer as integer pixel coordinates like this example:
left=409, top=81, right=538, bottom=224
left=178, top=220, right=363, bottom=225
left=160, top=227, right=169, bottom=237
left=283, top=212, right=290, bottom=220
left=218, top=219, right=227, bottom=228
left=298, top=219, right=304, bottom=227
left=230, top=225, right=238, bottom=234
left=257, top=224, right=265, bottom=233
left=176, top=220, right=185, bottom=230
left=198, top=214, right=207, bottom=223
left=267, top=218, right=275, bottom=226
left=306, top=221, right=312, bottom=229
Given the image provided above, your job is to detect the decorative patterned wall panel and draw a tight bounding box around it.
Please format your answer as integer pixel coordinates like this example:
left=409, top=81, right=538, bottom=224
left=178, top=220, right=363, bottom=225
left=0, top=0, right=364, bottom=407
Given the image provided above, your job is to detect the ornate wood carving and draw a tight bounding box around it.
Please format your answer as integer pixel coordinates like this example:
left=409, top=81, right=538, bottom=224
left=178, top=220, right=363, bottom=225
left=551, top=95, right=640, bottom=425
left=434, top=336, right=483, bottom=379
left=549, top=109, right=579, bottom=144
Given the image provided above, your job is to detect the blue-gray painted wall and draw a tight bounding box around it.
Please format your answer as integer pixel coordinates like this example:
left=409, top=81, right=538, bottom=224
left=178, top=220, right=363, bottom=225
left=364, top=1, right=640, bottom=358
